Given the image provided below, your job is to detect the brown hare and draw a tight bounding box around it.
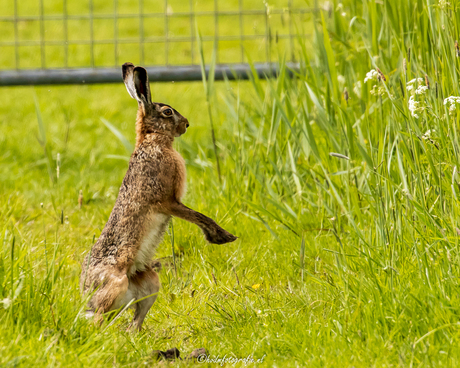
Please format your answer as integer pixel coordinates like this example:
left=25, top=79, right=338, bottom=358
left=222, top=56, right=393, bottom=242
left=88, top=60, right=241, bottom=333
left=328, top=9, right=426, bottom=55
left=80, top=62, right=237, bottom=330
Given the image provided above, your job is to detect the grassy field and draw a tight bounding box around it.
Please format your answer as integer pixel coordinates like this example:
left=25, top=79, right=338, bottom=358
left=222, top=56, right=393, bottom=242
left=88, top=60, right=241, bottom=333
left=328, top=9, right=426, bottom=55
left=0, top=0, right=310, bottom=69
left=3, top=0, right=460, bottom=367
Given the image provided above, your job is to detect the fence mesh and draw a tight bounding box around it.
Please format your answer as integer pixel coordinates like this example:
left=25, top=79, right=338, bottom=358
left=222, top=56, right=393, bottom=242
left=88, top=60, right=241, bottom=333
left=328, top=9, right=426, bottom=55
left=0, top=0, right=316, bottom=71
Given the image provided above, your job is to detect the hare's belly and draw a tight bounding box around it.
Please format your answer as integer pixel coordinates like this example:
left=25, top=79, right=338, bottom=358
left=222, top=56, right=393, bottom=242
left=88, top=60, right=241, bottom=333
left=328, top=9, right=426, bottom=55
left=130, top=213, right=170, bottom=275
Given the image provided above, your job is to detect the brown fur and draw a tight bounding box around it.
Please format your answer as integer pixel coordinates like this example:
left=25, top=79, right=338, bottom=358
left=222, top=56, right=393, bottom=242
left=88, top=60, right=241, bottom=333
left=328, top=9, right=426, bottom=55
left=80, top=63, right=237, bottom=330
left=135, top=109, right=146, bottom=150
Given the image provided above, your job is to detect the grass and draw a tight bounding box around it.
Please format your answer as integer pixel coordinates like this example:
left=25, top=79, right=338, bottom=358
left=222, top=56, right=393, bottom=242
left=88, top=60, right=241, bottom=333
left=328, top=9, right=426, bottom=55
left=0, top=0, right=311, bottom=69
left=3, top=0, right=460, bottom=366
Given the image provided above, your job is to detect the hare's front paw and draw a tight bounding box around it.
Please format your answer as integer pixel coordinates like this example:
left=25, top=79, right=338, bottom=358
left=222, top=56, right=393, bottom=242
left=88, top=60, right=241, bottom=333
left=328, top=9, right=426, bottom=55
left=204, top=227, right=237, bottom=244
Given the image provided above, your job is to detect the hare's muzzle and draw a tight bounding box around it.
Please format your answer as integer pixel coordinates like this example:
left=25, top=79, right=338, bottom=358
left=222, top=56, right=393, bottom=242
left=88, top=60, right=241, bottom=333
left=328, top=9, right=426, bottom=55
left=175, top=118, right=189, bottom=137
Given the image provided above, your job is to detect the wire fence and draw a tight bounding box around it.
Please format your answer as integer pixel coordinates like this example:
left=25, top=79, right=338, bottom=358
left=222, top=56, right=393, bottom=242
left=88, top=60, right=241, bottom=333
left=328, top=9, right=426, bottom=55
left=0, top=0, right=316, bottom=84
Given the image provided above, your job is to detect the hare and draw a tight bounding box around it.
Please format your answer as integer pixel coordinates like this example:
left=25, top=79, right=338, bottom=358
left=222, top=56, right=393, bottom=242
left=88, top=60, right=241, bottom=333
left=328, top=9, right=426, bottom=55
left=80, top=62, right=237, bottom=330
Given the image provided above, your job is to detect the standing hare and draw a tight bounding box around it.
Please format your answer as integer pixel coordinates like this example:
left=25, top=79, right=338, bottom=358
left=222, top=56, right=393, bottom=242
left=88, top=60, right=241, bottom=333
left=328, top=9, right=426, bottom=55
left=80, top=62, right=237, bottom=330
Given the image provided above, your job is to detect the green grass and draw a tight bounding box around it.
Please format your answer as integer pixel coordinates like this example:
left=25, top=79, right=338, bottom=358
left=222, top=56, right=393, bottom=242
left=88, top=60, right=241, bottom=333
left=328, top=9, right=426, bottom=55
left=4, top=0, right=460, bottom=366
left=0, top=0, right=311, bottom=69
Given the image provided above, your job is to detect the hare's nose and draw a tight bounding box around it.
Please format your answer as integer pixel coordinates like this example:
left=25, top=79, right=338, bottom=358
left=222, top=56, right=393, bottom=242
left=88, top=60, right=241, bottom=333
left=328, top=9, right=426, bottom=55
left=186, top=122, right=190, bottom=128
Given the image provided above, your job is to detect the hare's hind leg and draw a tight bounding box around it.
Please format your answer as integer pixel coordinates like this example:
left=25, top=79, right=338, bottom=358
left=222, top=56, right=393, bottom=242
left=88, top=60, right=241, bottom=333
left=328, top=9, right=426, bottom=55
left=87, top=271, right=130, bottom=324
left=128, top=266, right=161, bottom=331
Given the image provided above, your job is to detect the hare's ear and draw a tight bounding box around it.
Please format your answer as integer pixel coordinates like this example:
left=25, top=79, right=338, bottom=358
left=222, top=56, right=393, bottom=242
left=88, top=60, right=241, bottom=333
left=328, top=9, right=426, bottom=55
left=132, top=66, right=151, bottom=106
left=122, top=62, right=137, bottom=100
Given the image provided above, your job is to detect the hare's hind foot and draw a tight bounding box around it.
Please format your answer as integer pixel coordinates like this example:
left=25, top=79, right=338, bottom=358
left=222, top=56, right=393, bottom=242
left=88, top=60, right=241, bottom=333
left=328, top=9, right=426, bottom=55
left=127, top=266, right=161, bottom=331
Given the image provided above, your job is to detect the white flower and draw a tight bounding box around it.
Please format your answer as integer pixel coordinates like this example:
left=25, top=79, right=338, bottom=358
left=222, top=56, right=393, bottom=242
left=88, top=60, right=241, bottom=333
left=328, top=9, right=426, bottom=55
left=407, top=78, right=424, bottom=85
left=1, top=298, right=12, bottom=309
left=407, top=78, right=427, bottom=94
left=422, top=129, right=435, bottom=140
left=444, top=96, right=460, bottom=105
left=415, top=85, right=429, bottom=95
left=364, top=69, right=392, bottom=98
left=370, top=85, right=388, bottom=97
left=408, top=95, right=423, bottom=119
left=406, top=78, right=429, bottom=117
left=364, top=69, right=379, bottom=83
left=439, top=0, right=450, bottom=9
left=443, top=96, right=460, bottom=115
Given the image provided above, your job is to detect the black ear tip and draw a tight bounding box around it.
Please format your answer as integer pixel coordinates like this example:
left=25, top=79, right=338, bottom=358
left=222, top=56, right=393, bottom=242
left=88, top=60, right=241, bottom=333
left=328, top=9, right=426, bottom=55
left=133, top=67, right=149, bottom=86
left=133, top=66, right=148, bottom=78
left=122, top=62, right=134, bottom=70
left=122, top=62, right=134, bottom=79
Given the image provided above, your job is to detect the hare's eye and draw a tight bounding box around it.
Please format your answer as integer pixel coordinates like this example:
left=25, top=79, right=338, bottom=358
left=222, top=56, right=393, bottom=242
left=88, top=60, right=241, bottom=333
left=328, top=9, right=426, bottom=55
left=163, top=108, right=173, bottom=116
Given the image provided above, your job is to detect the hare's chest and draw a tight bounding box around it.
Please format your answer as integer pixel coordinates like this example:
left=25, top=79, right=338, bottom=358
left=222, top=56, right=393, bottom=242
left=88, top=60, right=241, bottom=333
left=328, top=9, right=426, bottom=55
left=172, top=150, right=187, bottom=200
left=130, top=213, right=170, bottom=275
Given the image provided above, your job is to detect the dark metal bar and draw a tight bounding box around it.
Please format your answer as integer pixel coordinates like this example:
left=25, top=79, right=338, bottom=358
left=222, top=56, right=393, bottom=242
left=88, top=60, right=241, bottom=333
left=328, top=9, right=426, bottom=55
left=0, top=63, right=300, bottom=86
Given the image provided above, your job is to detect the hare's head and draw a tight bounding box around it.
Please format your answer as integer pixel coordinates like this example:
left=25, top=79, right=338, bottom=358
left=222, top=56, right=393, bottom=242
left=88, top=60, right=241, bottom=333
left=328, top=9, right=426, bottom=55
left=122, top=63, right=189, bottom=143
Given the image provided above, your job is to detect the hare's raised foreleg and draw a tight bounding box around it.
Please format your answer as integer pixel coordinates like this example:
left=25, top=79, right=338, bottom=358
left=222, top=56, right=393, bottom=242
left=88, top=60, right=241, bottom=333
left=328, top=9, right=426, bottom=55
left=167, top=202, right=237, bottom=244
left=127, top=266, right=161, bottom=331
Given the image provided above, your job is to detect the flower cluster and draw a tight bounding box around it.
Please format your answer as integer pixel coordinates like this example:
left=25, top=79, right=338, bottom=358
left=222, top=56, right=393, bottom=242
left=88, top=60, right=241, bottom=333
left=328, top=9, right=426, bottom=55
left=364, top=69, right=379, bottom=83
left=370, top=85, right=388, bottom=97
left=439, top=0, right=450, bottom=9
left=406, top=78, right=429, bottom=118
left=408, top=96, right=423, bottom=119
left=406, top=78, right=428, bottom=95
left=364, top=69, right=390, bottom=97
left=444, top=96, right=460, bottom=115
left=422, top=129, right=435, bottom=140
left=421, top=129, right=439, bottom=148
left=415, top=86, right=429, bottom=95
